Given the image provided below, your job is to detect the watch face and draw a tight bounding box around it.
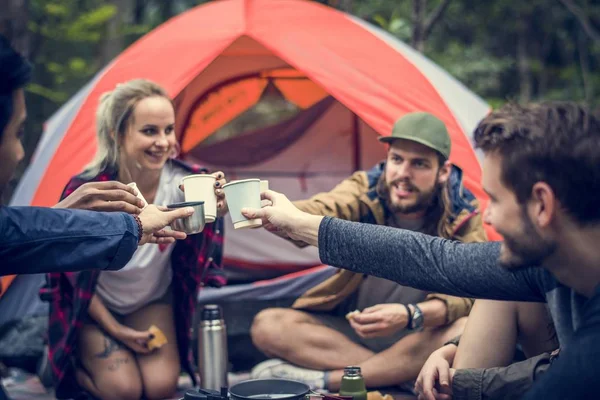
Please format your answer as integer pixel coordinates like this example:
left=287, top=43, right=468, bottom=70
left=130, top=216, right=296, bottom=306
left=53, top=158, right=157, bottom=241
left=414, top=313, right=423, bottom=327
left=412, top=307, right=424, bottom=330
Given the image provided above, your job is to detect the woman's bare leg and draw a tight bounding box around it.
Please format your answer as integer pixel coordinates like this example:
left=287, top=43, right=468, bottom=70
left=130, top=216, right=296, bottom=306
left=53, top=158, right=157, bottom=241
left=124, top=301, right=180, bottom=400
left=76, top=323, right=143, bottom=400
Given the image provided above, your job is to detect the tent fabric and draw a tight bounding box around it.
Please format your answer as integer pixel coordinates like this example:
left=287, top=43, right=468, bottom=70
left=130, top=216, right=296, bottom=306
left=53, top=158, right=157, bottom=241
left=0, top=275, right=47, bottom=327
left=191, top=96, right=335, bottom=166
left=350, top=16, right=490, bottom=144
left=198, top=265, right=337, bottom=303
left=182, top=69, right=329, bottom=152
left=18, top=0, right=489, bottom=208
left=11, top=0, right=497, bottom=288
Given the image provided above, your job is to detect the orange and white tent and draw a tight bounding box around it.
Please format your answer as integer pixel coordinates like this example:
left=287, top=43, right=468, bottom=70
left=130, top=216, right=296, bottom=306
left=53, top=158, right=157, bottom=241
left=11, top=0, right=496, bottom=292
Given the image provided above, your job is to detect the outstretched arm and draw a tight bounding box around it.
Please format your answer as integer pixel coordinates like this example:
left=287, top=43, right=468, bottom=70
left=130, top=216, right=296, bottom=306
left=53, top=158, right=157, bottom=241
left=242, top=191, right=548, bottom=303
left=0, top=206, right=139, bottom=275
left=318, top=217, right=545, bottom=302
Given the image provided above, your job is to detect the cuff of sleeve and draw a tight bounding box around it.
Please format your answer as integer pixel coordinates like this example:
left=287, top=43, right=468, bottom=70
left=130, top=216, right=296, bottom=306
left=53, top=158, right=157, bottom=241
left=317, top=216, right=333, bottom=261
left=426, top=293, right=475, bottom=323
left=107, top=214, right=138, bottom=271
left=452, top=369, right=484, bottom=400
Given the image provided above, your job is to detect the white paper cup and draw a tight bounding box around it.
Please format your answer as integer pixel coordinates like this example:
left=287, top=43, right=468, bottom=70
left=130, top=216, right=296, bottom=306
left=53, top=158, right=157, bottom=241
left=127, top=182, right=148, bottom=209
left=180, top=174, right=217, bottom=223
left=260, top=180, right=269, bottom=193
left=222, top=179, right=262, bottom=229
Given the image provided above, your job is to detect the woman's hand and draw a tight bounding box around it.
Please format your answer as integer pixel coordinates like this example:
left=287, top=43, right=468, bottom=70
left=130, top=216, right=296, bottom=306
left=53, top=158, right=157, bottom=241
left=212, top=171, right=228, bottom=217
left=179, top=171, right=229, bottom=217
left=110, top=324, right=154, bottom=354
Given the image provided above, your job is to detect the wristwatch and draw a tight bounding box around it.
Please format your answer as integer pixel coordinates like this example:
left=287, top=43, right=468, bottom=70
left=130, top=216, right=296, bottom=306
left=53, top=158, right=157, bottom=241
left=409, top=304, right=424, bottom=331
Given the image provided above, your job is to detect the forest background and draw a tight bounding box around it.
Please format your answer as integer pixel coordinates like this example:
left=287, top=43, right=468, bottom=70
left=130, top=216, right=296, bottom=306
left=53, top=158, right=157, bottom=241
left=1, top=0, right=599, bottom=202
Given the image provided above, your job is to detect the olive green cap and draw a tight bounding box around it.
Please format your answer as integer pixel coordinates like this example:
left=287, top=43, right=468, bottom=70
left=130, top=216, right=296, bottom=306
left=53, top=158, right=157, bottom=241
left=378, top=112, right=451, bottom=159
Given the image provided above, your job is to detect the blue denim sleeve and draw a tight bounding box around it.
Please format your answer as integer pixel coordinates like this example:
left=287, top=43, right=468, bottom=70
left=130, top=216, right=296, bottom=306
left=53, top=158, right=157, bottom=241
left=0, top=206, right=139, bottom=275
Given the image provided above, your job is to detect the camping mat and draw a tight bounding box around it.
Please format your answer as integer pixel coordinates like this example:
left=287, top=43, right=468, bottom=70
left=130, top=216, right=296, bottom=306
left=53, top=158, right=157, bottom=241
left=3, top=370, right=252, bottom=400
left=3, top=369, right=414, bottom=400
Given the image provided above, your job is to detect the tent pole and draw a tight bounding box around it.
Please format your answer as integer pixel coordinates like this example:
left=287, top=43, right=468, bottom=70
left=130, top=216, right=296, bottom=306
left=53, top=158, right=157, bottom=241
left=352, top=113, right=361, bottom=171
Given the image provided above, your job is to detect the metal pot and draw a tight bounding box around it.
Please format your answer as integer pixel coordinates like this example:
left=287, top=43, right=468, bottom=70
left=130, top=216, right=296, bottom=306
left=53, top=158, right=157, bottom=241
left=167, top=201, right=206, bottom=235
left=229, top=379, right=311, bottom=400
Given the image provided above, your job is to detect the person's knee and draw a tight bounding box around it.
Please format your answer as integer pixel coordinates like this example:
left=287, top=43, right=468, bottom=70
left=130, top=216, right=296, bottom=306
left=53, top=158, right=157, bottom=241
left=251, top=308, right=296, bottom=353
left=143, top=373, right=179, bottom=400
left=251, top=308, right=286, bottom=346
left=76, top=365, right=143, bottom=400
left=99, top=378, right=143, bottom=400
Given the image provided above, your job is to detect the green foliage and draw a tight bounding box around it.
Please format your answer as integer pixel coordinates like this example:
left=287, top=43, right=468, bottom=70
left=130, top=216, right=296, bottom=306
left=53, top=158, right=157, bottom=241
left=373, top=12, right=412, bottom=42
left=429, top=43, right=514, bottom=99
left=349, top=0, right=600, bottom=108
left=27, top=1, right=117, bottom=103
left=65, top=5, right=117, bottom=42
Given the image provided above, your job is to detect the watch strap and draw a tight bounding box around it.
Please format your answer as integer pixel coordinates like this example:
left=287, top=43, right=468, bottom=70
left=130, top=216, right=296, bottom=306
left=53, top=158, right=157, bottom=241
left=403, top=303, right=413, bottom=330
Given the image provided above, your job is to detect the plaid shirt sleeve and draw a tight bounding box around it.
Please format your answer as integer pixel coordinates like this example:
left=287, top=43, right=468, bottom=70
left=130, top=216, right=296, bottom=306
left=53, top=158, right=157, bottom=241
left=187, top=163, right=226, bottom=287
left=39, top=174, right=104, bottom=395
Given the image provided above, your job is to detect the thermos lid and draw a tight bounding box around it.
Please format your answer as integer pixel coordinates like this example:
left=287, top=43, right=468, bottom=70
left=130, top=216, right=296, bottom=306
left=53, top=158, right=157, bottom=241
left=201, top=304, right=223, bottom=321
left=343, top=366, right=362, bottom=376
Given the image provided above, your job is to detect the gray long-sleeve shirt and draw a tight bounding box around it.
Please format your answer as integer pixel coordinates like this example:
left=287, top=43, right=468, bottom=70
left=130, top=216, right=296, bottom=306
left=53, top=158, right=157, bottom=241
left=318, top=217, right=598, bottom=399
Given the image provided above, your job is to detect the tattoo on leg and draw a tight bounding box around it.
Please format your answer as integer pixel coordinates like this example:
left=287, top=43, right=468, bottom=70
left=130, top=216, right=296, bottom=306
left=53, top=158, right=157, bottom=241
left=95, top=335, right=123, bottom=359
left=107, top=357, right=130, bottom=371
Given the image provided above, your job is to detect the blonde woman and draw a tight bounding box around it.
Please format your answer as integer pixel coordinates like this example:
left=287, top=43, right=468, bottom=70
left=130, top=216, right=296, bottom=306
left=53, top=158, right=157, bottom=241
left=42, top=79, right=227, bottom=400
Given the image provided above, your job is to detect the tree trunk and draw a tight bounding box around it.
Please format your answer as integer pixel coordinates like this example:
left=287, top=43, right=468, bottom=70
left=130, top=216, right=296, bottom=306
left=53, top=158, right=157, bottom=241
left=0, top=0, right=30, bottom=56
left=537, top=36, right=552, bottom=99
left=559, top=0, right=600, bottom=45
left=578, top=28, right=593, bottom=106
left=338, top=0, right=353, bottom=13
left=158, top=0, right=176, bottom=21
left=134, top=0, right=147, bottom=24
left=517, top=26, right=532, bottom=103
left=100, top=0, right=135, bottom=67
left=411, top=0, right=427, bottom=52
left=323, top=0, right=353, bottom=13
left=411, top=0, right=451, bottom=53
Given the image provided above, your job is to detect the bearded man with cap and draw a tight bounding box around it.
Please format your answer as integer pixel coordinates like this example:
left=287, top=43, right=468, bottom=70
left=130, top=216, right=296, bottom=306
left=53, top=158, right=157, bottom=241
left=249, top=112, right=487, bottom=390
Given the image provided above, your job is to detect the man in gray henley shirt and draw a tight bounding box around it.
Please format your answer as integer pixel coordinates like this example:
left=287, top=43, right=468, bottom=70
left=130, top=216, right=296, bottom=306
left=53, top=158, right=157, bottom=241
left=243, top=102, right=600, bottom=400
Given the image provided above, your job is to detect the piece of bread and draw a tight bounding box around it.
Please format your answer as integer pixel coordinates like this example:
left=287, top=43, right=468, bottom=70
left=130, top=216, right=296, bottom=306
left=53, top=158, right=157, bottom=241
left=367, top=391, right=394, bottom=400
left=345, top=309, right=361, bottom=320
left=147, top=325, right=168, bottom=350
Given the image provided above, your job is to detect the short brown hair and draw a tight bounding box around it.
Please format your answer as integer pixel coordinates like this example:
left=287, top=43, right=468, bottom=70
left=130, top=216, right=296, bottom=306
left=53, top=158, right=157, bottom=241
left=474, top=102, right=600, bottom=226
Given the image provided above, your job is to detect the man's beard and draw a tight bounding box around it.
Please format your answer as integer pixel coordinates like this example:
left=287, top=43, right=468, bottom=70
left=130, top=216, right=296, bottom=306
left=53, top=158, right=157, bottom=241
left=499, top=210, right=557, bottom=271
left=377, top=174, right=441, bottom=215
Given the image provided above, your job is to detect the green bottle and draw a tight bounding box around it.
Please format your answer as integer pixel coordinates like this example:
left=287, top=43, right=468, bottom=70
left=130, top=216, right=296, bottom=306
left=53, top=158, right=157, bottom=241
left=339, top=366, right=367, bottom=400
